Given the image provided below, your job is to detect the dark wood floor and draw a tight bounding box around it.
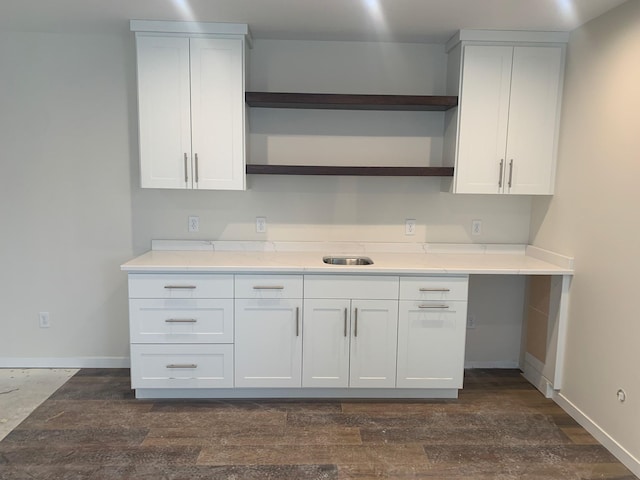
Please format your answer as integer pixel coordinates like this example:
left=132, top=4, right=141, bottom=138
left=0, top=369, right=635, bottom=480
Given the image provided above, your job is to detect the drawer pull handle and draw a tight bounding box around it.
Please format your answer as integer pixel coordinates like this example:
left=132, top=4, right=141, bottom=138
left=418, top=304, right=450, bottom=309
left=165, top=319, right=197, bottom=323
left=166, top=364, right=197, bottom=369
left=419, top=288, right=450, bottom=292
left=252, top=286, right=285, bottom=290
left=164, top=285, right=196, bottom=289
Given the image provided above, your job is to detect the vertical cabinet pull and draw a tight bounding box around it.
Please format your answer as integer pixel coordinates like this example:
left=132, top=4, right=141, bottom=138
left=184, top=153, right=188, bottom=183
left=508, top=159, right=514, bottom=189
left=498, top=159, right=504, bottom=188
left=195, top=153, right=199, bottom=183
left=354, top=308, right=358, bottom=337
left=296, top=307, right=300, bottom=337
left=344, top=308, right=348, bottom=337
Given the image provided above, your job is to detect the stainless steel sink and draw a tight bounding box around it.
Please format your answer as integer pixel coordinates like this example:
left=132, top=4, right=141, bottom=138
left=322, top=256, right=374, bottom=266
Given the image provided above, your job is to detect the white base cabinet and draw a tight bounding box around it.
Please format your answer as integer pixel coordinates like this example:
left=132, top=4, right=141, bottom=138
left=127, top=272, right=469, bottom=398
left=234, top=275, right=303, bottom=388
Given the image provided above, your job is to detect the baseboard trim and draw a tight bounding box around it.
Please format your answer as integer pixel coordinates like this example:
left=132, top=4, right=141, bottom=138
left=0, top=357, right=129, bottom=368
left=521, top=352, right=554, bottom=398
left=553, top=392, right=640, bottom=478
left=464, top=361, right=519, bottom=369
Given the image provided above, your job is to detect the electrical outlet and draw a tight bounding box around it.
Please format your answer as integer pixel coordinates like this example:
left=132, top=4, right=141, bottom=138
left=188, top=216, right=199, bottom=233
left=39, top=312, right=50, bottom=328
left=256, top=216, right=266, bottom=233
left=471, top=219, right=482, bottom=236
left=405, top=219, right=416, bottom=236
left=466, top=315, right=476, bottom=329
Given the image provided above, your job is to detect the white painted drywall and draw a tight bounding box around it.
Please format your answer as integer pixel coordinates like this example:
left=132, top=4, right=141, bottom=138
left=0, top=31, right=135, bottom=361
left=0, top=32, right=526, bottom=365
left=530, top=0, right=640, bottom=467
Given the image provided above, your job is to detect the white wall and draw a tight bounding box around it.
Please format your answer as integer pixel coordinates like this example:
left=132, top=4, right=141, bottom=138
left=0, top=31, right=135, bottom=363
left=0, top=31, right=527, bottom=365
left=530, top=0, right=640, bottom=468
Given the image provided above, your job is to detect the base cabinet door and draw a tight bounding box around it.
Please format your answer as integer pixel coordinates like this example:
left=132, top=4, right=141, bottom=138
left=349, top=300, right=398, bottom=388
left=302, top=299, right=351, bottom=388
left=234, top=298, right=302, bottom=388
left=396, top=300, right=468, bottom=388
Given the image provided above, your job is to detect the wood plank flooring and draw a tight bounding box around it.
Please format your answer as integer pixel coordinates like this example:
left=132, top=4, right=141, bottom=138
left=0, top=369, right=636, bottom=479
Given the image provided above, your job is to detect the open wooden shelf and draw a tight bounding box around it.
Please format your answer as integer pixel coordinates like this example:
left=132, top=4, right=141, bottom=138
left=246, top=165, right=454, bottom=177
left=245, top=92, right=458, bottom=111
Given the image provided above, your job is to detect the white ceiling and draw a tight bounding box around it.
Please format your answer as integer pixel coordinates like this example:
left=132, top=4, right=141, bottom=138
left=0, top=0, right=628, bottom=43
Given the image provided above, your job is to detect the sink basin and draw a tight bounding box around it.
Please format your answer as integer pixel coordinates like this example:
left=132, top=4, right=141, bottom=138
left=322, top=256, right=374, bottom=266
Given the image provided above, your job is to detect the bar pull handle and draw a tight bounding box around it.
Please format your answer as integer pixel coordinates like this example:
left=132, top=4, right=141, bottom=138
left=344, top=308, right=348, bottom=337
left=498, top=159, right=504, bottom=188
left=419, top=288, right=451, bottom=292
left=508, top=159, right=514, bottom=189
left=418, top=304, right=450, bottom=309
left=184, top=153, right=188, bottom=183
left=354, top=308, right=358, bottom=337
left=195, top=153, right=199, bottom=183
left=165, top=319, right=197, bottom=323
left=166, top=364, right=197, bottom=369
left=164, top=285, right=196, bottom=290
left=296, top=307, right=300, bottom=337
left=252, top=286, right=285, bottom=290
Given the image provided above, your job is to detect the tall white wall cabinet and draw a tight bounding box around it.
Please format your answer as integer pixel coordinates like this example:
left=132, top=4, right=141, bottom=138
left=444, top=30, right=568, bottom=195
left=131, top=21, right=250, bottom=190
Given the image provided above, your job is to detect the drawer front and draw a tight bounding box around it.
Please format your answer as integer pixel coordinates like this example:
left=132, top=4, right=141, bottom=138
left=304, top=275, right=399, bottom=299
left=129, top=299, right=233, bottom=344
left=399, top=276, right=468, bottom=301
left=130, top=344, right=233, bottom=389
left=128, top=274, right=233, bottom=299
left=235, top=274, right=303, bottom=299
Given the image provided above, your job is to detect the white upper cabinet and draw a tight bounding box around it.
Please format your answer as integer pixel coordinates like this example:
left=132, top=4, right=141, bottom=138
left=132, top=21, right=248, bottom=190
left=445, top=31, right=566, bottom=195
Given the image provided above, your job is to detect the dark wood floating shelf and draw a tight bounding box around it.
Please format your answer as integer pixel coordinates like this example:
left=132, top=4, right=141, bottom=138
left=245, top=92, right=458, bottom=111
left=246, top=165, right=454, bottom=177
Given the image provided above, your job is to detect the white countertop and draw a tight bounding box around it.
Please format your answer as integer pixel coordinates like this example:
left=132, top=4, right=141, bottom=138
left=121, top=241, right=573, bottom=275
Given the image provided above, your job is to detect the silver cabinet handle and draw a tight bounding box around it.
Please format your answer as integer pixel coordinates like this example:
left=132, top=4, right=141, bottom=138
left=498, top=159, right=504, bottom=188
left=508, top=159, right=514, bottom=188
left=166, top=364, right=197, bottom=369
left=354, top=308, right=358, bottom=337
left=344, top=308, right=348, bottom=337
left=184, top=153, right=188, bottom=183
left=195, top=153, right=199, bottom=183
left=164, top=285, right=196, bottom=289
left=252, top=285, right=284, bottom=290
left=165, top=319, right=197, bottom=323
left=418, top=304, right=450, bottom=309
left=419, top=288, right=450, bottom=292
left=295, top=307, right=300, bottom=337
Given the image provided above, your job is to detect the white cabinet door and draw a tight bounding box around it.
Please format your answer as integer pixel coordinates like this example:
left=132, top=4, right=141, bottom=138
left=349, top=299, right=398, bottom=388
left=190, top=38, right=245, bottom=191
left=302, top=299, right=351, bottom=388
left=136, top=35, right=192, bottom=189
left=396, top=300, right=467, bottom=388
left=455, top=44, right=564, bottom=195
left=506, top=47, right=563, bottom=195
left=455, top=45, right=512, bottom=194
left=234, top=298, right=302, bottom=388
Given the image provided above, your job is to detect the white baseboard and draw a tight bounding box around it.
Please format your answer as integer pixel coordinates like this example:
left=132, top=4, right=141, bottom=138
left=464, top=360, right=519, bottom=369
left=522, top=352, right=554, bottom=398
left=553, top=392, right=640, bottom=478
left=0, top=357, right=130, bottom=368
